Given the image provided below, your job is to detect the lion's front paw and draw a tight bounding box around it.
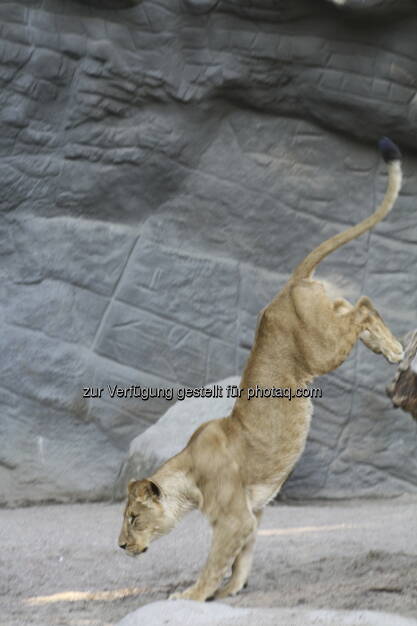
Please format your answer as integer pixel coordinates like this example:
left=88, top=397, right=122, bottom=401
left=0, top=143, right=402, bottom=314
left=213, top=586, right=237, bottom=599
left=169, top=585, right=206, bottom=601
left=214, top=579, right=247, bottom=599
left=168, top=591, right=184, bottom=600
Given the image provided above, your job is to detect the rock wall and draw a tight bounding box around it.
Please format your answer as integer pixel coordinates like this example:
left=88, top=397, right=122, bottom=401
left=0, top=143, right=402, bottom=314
left=1, top=0, right=417, bottom=505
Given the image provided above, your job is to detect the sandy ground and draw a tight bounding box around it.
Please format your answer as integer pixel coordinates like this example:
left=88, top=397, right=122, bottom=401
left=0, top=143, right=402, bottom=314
left=1, top=496, right=416, bottom=626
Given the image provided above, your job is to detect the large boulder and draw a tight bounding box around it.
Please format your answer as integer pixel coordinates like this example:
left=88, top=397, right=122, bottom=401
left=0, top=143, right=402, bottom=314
left=116, top=600, right=417, bottom=626
left=1, top=0, right=417, bottom=504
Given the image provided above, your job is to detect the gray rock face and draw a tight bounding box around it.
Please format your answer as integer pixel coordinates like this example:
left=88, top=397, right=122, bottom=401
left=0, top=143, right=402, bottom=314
left=1, top=0, right=417, bottom=505
left=117, top=600, right=417, bottom=626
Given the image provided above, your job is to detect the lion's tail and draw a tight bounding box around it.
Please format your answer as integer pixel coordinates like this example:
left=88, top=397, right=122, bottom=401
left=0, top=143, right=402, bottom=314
left=291, top=137, right=403, bottom=283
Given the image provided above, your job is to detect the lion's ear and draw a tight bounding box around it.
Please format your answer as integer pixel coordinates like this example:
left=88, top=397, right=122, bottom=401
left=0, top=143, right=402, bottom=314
left=128, top=480, right=141, bottom=498
left=128, top=479, right=161, bottom=502
left=147, top=480, right=161, bottom=499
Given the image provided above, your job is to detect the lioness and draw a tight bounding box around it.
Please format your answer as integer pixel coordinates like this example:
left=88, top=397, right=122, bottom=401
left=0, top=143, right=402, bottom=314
left=118, top=138, right=404, bottom=601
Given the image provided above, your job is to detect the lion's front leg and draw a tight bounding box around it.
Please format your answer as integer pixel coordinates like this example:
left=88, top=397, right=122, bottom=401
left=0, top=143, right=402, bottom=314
left=214, top=509, right=263, bottom=599
left=169, top=509, right=256, bottom=602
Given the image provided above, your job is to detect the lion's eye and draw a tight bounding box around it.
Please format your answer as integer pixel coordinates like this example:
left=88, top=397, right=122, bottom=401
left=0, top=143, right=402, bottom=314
left=129, top=514, right=137, bottom=525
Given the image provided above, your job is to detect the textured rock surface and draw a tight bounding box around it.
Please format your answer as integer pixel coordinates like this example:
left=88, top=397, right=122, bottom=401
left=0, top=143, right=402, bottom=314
left=387, top=330, right=417, bottom=420
left=1, top=0, right=417, bottom=505
left=117, top=600, right=417, bottom=626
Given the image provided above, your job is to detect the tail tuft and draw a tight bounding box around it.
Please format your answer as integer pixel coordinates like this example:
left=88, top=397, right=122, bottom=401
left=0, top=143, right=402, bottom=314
left=378, top=137, right=402, bottom=163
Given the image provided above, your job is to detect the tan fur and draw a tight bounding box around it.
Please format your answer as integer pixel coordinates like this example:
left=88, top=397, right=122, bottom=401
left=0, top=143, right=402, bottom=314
left=118, top=152, right=403, bottom=601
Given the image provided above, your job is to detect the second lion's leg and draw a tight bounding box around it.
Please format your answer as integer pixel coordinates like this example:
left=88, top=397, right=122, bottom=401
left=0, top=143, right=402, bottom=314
left=214, top=509, right=263, bottom=599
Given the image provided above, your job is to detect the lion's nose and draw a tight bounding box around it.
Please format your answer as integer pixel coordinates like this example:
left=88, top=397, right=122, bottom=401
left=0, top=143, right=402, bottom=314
left=119, top=543, right=127, bottom=550
left=141, top=547, right=148, bottom=553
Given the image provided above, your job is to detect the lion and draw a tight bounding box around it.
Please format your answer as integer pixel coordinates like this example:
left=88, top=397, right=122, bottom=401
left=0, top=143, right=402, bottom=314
left=118, top=137, right=404, bottom=602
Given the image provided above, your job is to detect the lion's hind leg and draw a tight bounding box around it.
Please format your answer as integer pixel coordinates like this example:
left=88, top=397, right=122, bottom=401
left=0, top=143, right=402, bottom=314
left=333, top=296, right=403, bottom=363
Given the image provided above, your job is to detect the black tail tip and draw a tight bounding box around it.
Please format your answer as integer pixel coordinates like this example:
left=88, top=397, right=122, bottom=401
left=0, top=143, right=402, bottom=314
left=378, top=137, right=402, bottom=163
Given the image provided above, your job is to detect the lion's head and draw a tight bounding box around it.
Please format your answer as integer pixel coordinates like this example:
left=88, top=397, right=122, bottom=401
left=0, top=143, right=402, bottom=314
left=118, top=479, right=172, bottom=556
